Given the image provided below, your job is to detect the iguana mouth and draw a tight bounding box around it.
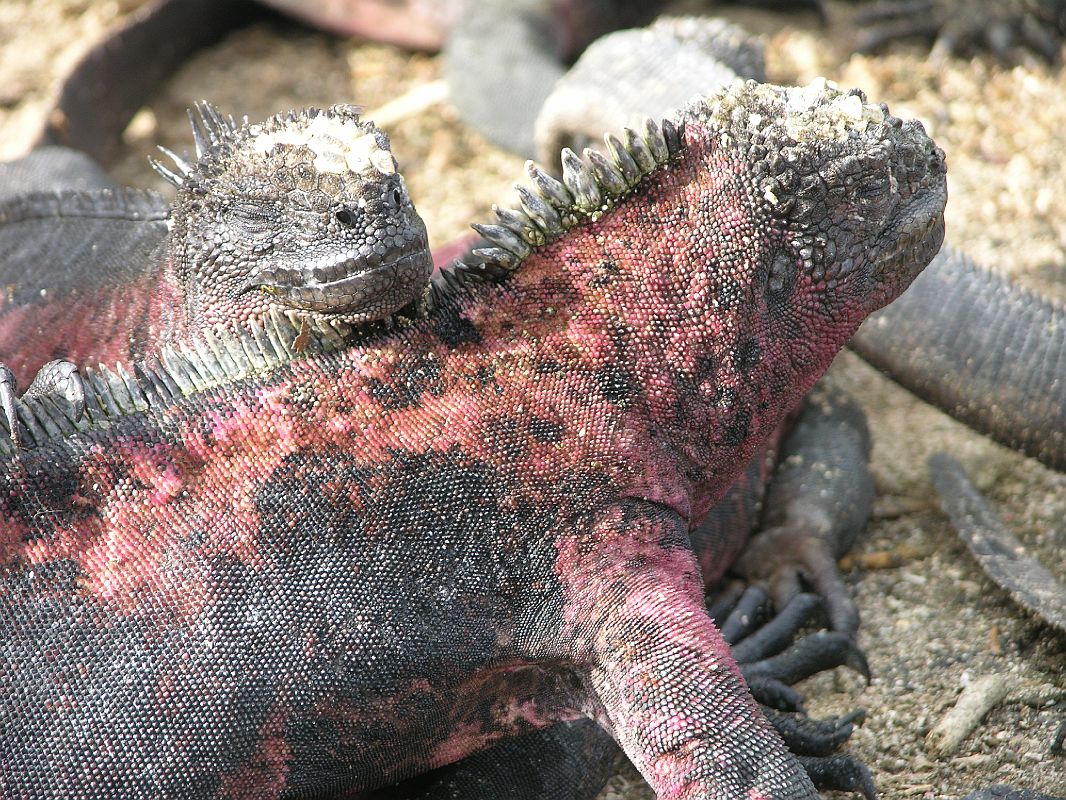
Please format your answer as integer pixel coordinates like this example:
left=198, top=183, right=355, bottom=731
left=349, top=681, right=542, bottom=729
left=242, top=234, right=434, bottom=318
left=869, top=143, right=948, bottom=288
left=872, top=192, right=947, bottom=286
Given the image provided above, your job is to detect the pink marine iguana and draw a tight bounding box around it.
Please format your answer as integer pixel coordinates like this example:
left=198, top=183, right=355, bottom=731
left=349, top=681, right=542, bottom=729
left=0, top=79, right=946, bottom=798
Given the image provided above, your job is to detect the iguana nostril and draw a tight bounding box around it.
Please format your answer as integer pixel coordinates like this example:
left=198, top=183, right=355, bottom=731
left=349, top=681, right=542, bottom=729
left=336, top=208, right=357, bottom=227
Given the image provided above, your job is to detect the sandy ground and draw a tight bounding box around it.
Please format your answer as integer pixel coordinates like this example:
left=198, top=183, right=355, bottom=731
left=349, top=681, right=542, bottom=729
left=0, top=1, right=1063, bottom=797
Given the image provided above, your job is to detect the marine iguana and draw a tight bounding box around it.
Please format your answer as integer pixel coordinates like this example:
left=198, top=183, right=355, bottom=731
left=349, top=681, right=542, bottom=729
left=0, top=103, right=434, bottom=436
left=0, top=79, right=948, bottom=799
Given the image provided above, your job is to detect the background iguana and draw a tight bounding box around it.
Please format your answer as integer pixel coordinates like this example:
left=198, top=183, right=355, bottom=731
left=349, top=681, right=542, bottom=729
left=0, top=103, right=433, bottom=393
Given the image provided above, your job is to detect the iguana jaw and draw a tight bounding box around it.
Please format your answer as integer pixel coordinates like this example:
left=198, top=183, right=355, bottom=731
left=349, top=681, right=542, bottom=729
left=867, top=185, right=947, bottom=302
left=246, top=230, right=434, bottom=321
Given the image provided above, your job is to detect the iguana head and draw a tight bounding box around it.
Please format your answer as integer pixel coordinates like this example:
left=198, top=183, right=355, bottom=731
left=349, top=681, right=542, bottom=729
left=155, top=103, right=433, bottom=328
left=701, top=79, right=947, bottom=320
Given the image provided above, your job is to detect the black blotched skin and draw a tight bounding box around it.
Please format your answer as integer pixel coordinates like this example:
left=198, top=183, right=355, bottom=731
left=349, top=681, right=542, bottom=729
left=370, top=389, right=879, bottom=800
left=27, top=0, right=1061, bottom=467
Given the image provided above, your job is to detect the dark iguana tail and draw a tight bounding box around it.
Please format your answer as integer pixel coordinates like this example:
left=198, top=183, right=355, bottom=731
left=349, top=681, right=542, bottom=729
left=36, top=0, right=257, bottom=166
left=850, top=246, right=1066, bottom=471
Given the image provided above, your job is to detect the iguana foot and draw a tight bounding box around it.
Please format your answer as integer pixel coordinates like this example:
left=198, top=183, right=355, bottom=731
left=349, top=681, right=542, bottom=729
left=732, top=526, right=861, bottom=636
left=712, top=587, right=875, bottom=797
left=852, top=0, right=1065, bottom=62
left=798, top=753, right=877, bottom=799
left=711, top=586, right=870, bottom=707
left=0, top=360, right=86, bottom=448
left=733, top=608, right=871, bottom=714
left=743, top=630, right=871, bottom=687
left=763, top=708, right=867, bottom=756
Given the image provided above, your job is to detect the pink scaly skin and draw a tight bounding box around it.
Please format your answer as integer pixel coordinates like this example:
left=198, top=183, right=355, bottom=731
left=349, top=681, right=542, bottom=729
left=561, top=501, right=808, bottom=798
left=0, top=80, right=945, bottom=799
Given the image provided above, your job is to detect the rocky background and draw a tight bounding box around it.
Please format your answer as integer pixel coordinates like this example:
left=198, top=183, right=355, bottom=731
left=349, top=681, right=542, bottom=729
left=0, top=1, right=1063, bottom=796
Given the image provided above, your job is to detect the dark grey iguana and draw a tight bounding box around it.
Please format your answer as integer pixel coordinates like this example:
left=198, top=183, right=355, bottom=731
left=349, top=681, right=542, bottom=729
left=0, top=79, right=947, bottom=799
left=0, top=102, right=434, bottom=399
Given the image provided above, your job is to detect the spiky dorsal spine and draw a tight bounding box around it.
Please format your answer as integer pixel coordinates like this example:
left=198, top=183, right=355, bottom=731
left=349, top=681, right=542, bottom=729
left=0, top=310, right=361, bottom=458
left=149, top=101, right=241, bottom=188
left=431, top=114, right=685, bottom=304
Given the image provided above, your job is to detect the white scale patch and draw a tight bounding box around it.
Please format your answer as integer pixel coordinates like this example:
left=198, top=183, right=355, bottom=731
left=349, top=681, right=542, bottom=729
left=783, top=79, right=886, bottom=142
left=249, top=114, right=397, bottom=176
left=712, top=79, right=887, bottom=144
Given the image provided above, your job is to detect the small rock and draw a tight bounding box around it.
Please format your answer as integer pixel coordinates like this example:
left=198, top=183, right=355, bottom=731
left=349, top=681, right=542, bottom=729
left=927, top=673, right=1010, bottom=756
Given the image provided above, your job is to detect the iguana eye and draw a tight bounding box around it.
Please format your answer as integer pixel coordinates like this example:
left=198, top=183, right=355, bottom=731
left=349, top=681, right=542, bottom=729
left=336, top=208, right=357, bottom=227
left=228, top=201, right=279, bottom=241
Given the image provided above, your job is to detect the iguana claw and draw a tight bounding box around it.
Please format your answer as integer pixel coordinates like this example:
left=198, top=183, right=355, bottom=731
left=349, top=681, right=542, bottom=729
left=0, top=364, right=19, bottom=447
left=24, top=360, right=87, bottom=423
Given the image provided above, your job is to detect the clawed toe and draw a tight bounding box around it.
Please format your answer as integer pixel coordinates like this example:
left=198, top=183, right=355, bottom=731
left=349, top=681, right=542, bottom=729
left=798, top=752, right=877, bottom=799
left=761, top=707, right=866, bottom=756
left=0, top=359, right=85, bottom=448
left=742, top=630, right=870, bottom=687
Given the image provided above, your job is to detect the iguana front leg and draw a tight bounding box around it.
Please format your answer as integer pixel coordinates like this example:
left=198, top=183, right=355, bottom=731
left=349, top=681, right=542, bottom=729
left=372, top=592, right=872, bottom=800
left=562, top=499, right=816, bottom=800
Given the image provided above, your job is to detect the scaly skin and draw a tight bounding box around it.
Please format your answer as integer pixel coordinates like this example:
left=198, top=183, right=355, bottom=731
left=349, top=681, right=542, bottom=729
left=1, top=104, right=433, bottom=390
left=0, top=80, right=946, bottom=799
left=373, top=390, right=880, bottom=800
